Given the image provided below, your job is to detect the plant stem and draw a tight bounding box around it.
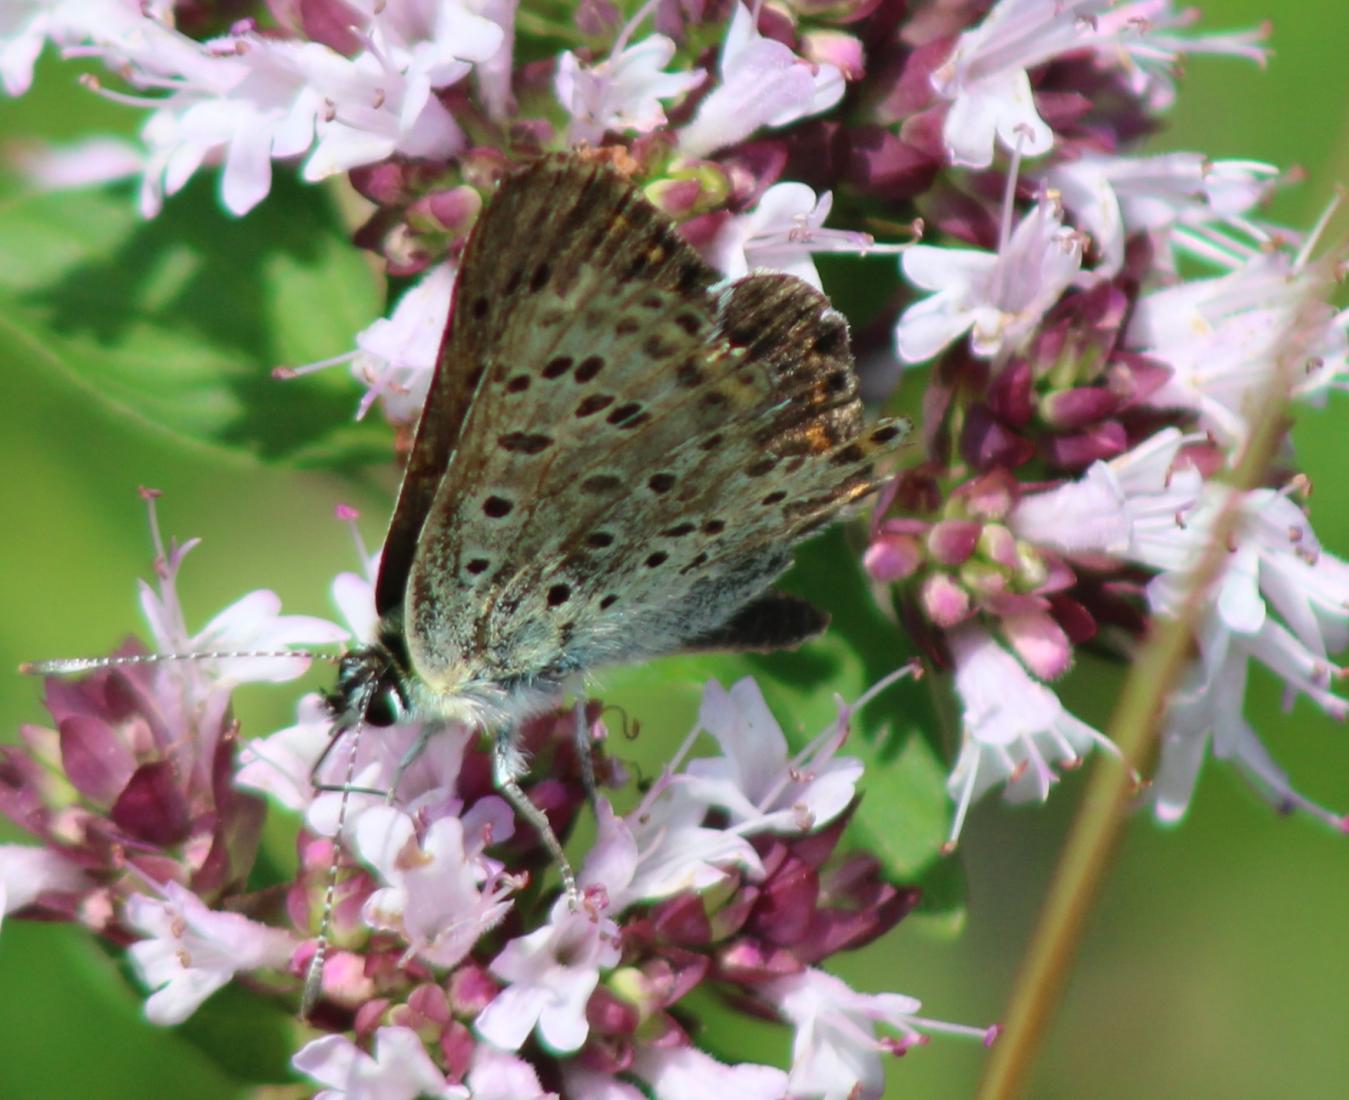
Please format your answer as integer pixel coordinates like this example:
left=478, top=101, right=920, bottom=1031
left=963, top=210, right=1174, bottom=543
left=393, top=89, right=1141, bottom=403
left=973, top=395, right=1294, bottom=1100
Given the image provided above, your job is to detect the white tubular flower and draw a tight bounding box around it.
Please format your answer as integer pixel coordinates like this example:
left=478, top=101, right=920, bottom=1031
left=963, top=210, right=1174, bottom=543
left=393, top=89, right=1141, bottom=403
left=676, top=677, right=863, bottom=835
left=1011, top=427, right=1205, bottom=563
left=1143, top=485, right=1349, bottom=827
left=704, top=183, right=888, bottom=291
left=931, top=0, right=1106, bottom=168
left=126, top=881, right=295, bottom=1025
left=293, top=1026, right=468, bottom=1100
left=678, top=1, right=843, bottom=158
left=945, top=625, right=1120, bottom=848
left=767, top=968, right=996, bottom=1099
left=556, top=31, right=704, bottom=146
left=355, top=807, right=517, bottom=969
left=1128, top=248, right=1349, bottom=448
left=932, top=0, right=1268, bottom=169
left=896, top=195, right=1083, bottom=364
left=475, top=896, right=621, bottom=1054
left=1045, top=152, right=1279, bottom=276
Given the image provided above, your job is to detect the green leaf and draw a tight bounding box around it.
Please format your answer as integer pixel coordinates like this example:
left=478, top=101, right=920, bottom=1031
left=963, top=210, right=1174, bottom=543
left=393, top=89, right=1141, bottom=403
left=0, top=173, right=386, bottom=467
left=603, top=527, right=962, bottom=921
left=173, top=981, right=298, bottom=1086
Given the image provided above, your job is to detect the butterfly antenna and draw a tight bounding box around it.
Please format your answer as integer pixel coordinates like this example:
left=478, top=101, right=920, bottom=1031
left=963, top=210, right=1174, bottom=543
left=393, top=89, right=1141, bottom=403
left=301, top=684, right=376, bottom=1019
left=20, top=649, right=341, bottom=677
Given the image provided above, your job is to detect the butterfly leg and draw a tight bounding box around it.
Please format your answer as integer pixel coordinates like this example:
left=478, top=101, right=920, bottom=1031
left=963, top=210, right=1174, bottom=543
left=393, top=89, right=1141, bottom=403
left=573, top=698, right=599, bottom=811
left=491, top=726, right=579, bottom=906
left=386, top=724, right=435, bottom=803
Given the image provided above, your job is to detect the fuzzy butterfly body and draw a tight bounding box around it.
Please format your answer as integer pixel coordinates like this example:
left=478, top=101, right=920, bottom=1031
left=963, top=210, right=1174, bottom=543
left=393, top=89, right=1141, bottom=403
left=345, top=153, right=908, bottom=735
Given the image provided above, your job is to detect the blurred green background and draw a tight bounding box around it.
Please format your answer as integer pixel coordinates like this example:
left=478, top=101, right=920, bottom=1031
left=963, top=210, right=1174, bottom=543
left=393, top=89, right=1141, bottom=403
left=1, top=2, right=1347, bottom=1097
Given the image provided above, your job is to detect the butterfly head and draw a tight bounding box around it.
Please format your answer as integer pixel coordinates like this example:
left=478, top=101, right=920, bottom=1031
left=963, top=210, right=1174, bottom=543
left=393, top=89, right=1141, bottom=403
left=324, top=623, right=414, bottom=729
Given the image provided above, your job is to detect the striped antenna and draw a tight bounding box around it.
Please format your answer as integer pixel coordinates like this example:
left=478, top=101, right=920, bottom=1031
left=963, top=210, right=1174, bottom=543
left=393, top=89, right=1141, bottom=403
left=300, top=674, right=380, bottom=1019
left=20, top=649, right=342, bottom=677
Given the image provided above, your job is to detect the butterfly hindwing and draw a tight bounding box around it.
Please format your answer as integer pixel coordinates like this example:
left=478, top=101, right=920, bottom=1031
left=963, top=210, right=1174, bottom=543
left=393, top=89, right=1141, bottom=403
left=396, top=155, right=908, bottom=698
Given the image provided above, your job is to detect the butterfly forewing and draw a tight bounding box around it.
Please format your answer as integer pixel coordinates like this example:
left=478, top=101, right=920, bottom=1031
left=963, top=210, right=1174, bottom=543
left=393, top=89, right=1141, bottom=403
left=381, top=154, right=908, bottom=706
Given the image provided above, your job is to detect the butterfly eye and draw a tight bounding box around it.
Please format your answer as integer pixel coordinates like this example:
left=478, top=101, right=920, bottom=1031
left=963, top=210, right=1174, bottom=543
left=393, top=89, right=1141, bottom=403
left=364, top=682, right=408, bottom=727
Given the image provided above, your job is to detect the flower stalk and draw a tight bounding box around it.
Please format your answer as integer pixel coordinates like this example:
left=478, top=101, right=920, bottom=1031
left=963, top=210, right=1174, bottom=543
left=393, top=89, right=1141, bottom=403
left=976, top=363, right=1300, bottom=1100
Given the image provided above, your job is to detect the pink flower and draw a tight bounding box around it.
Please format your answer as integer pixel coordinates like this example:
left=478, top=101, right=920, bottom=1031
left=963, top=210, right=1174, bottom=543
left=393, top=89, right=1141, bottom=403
left=11, top=135, right=143, bottom=189
left=0, top=845, right=88, bottom=933
left=1151, top=641, right=1347, bottom=831
left=678, top=677, right=863, bottom=835
left=1144, top=485, right=1349, bottom=797
left=0, top=0, right=135, bottom=96
left=355, top=806, right=517, bottom=968
left=234, top=694, right=335, bottom=813
left=555, top=25, right=704, bottom=145
left=702, top=183, right=888, bottom=291
left=896, top=195, right=1083, bottom=363
left=125, top=880, right=294, bottom=1025
left=466, top=1045, right=558, bottom=1100
left=475, top=897, right=621, bottom=1053
left=1044, top=152, right=1279, bottom=276
left=136, top=518, right=346, bottom=690
left=945, top=625, right=1119, bottom=847
left=931, top=0, right=1107, bottom=168
left=349, top=261, right=458, bottom=423
left=767, top=967, right=995, bottom=1099
left=579, top=796, right=761, bottom=911
left=678, top=2, right=843, bottom=158
left=931, top=0, right=1268, bottom=169
left=1011, top=428, right=1204, bottom=563
left=1128, top=249, right=1349, bottom=447
left=630, top=1045, right=788, bottom=1100
left=293, top=1026, right=469, bottom=1100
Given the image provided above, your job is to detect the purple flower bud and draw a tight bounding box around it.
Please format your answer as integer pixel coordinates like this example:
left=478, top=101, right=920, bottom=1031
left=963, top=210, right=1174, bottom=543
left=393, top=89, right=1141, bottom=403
left=802, top=30, right=866, bottom=81
left=58, top=714, right=135, bottom=805
left=986, top=358, right=1034, bottom=426
left=872, top=35, right=950, bottom=121
left=843, top=126, right=939, bottom=201
left=1045, top=420, right=1128, bottom=470
left=296, top=0, right=364, bottom=55
left=651, top=891, right=713, bottom=946
left=708, top=884, right=759, bottom=942
left=864, top=532, right=923, bottom=582
left=716, top=938, right=804, bottom=984
left=586, top=985, right=639, bottom=1037
left=977, top=524, right=1020, bottom=571
left=961, top=404, right=1036, bottom=470
left=110, top=762, right=192, bottom=846
left=354, top=997, right=392, bottom=1038
left=448, top=962, right=499, bottom=1017
left=927, top=519, right=982, bottom=565
left=921, top=572, right=972, bottom=627
left=1049, top=594, right=1097, bottom=646
left=439, top=1019, right=475, bottom=1083
left=1002, top=609, right=1073, bottom=681
left=746, top=852, right=817, bottom=946
left=1108, top=353, right=1171, bottom=403
left=1040, top=386, right=1120, bottom=430
left=348, top=161, right=412, bottom=206
left=410, top=186, right=483, bottom=237
left=647, top=177, right=705, bottom=217
left=954, top=469, right=1016, bottom=521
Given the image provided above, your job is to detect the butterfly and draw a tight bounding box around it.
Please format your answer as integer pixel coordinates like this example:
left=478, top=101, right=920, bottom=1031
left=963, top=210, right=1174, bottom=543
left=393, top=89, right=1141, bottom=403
left=325, top=154, right=908, bottom=830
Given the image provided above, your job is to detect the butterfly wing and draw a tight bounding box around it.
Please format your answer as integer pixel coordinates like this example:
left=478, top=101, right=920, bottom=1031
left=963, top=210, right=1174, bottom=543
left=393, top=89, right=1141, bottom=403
left=399, top=155, right=907, bottom=699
